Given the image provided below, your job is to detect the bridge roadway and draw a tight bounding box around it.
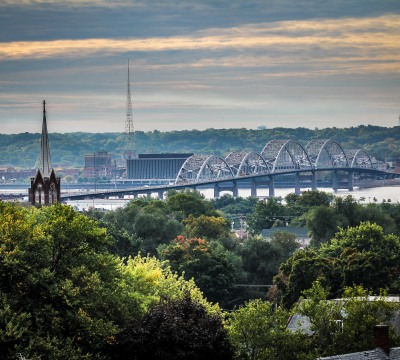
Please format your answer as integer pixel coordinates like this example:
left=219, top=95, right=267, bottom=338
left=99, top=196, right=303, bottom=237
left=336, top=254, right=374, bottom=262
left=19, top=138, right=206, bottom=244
left=61, top=167, right=395, bottom=202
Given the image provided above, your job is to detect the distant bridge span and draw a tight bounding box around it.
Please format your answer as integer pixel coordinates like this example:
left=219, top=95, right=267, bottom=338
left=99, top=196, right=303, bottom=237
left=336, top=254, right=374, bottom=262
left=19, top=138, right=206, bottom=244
left=61, top=139, right=398, bottom=201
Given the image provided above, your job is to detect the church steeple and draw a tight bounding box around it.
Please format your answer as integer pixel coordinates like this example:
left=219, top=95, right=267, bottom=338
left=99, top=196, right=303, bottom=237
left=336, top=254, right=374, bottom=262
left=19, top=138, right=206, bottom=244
left=29, top=100, right=60, bottom=206
left=39, top=100, right=52, bottom=177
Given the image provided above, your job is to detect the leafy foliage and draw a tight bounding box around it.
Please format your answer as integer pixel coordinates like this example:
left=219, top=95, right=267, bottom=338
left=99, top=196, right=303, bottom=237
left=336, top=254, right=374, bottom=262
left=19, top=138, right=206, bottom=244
left=307, top=196, right=400, bottom=247
left=246, top=198, right=286, bottom=233
left=275, top=222, right=400, bottom=308
left=183, top=214, right=231, bottom=239
left=114, top=292, right=233, bottom=360
left=298, top=281, right=400, bottom=358
left=158, top=236, right=237, bottom=306
left=227, top=299, right=312, bottom=360
left=0, top=202, right=218, bottom=359
left=95, top=198, right=183, bottom=256
left=166, top=189, right=217, bottom=219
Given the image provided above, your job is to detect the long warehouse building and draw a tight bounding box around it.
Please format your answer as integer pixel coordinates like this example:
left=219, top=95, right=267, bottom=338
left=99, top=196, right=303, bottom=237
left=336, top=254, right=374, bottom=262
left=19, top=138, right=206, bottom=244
left=126, top=153, right=193, bottom=180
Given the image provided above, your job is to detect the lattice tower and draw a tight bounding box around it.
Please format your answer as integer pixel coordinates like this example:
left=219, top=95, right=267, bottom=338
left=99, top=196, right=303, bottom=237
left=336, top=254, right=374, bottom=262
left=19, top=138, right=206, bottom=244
left=125, top=59, right=134, bottom=144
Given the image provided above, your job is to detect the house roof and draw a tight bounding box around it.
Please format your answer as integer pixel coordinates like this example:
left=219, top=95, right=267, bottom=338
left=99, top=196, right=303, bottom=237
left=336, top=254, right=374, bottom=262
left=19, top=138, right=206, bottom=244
left=317, top=347, right=400, bottom=359
left=287, top=297, right=400, bottom=335
left=261, top=226, right=309, bottom=238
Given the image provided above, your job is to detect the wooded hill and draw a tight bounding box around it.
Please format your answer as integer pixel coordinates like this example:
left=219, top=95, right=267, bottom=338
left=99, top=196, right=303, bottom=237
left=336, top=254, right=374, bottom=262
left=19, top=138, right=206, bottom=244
left=1, top=125, right=399, bottom=168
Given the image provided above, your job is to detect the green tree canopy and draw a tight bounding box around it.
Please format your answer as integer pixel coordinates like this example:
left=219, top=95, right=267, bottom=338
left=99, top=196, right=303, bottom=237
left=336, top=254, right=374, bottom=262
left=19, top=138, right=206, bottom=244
left=247, top=198, right=286, bottom=233
left=158, top=236, right=237, bottom=306
left=114, top=292, right=233, bottom=360
left=275, top=223, right=400, bottom=308
left=0, top=203, right=219, bottom=359
left=285, top=190, right=333, bottom=217
left=183, top=214, right=231, bottom=240
left=166, top=189, right=217, bottom=219
left=227, top=299, right=311, bottom=360
left=298, top=281, right=400, bottom=358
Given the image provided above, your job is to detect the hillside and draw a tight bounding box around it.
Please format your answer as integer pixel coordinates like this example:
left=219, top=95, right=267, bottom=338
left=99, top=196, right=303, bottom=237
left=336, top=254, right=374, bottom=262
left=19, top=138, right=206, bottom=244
left=0, top=125, right=399, bottom=168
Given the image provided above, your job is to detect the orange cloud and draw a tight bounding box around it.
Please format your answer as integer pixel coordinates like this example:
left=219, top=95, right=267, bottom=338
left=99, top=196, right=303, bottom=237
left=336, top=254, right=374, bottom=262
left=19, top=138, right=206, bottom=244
left=0, top=15, right=399, bottom=79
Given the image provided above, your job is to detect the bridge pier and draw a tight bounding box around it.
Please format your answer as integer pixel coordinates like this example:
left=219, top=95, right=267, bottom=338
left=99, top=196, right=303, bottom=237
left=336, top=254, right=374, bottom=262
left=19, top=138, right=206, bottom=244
left=348, top=171, right=353, bottom=191
left=311, top=171, right=317, bottom=191
left=332, top=170, right=338, bottom=192
left=269, top=176, right=275, bottom=197
left=232, top=181, right=239, bottom=198
left=214, top=184, right=220, bottom=198
left=158, top=190, right=164, bottom=200
left=295, top=173, right=301, bottom=195
left=251, top=179, right=257, bottom=197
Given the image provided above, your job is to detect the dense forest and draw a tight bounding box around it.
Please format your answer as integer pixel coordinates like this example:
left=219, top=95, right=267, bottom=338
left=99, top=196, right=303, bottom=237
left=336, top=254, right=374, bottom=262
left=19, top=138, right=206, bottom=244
left=1, top=125, right=399, bottom=168
left=2, top=190, right=400, bottom=359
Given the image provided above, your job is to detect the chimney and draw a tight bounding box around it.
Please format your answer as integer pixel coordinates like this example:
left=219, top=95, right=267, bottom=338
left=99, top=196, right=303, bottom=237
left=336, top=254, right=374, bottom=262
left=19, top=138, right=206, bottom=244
left=374, top=324, right=390, bottom=355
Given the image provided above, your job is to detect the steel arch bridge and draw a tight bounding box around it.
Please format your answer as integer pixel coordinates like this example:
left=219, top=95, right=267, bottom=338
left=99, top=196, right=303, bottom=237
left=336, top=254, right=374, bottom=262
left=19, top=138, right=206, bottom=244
left=61, top=138, right=397, bottom=202
left=175, top=138, right=376, bottom=185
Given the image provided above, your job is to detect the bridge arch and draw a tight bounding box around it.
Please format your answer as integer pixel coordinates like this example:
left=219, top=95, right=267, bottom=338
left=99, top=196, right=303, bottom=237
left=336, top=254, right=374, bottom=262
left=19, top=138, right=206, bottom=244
left=225, top=151, right=270, bottom=177
left=306, top=139, right=348, bottom=169
left=175, top=154, right=234, bottom=184
left=346, top=149, right=373, bottom=169
left=261, top=139, right=313, bottom=173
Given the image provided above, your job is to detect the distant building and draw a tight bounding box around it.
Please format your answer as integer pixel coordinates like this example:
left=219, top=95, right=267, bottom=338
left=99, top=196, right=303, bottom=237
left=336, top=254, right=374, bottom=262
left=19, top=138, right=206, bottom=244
left=83, top=151, right=112, bottom=179
left=126, top=153, right=193, bottom=180
left=261, top=226, right=310, bottom=248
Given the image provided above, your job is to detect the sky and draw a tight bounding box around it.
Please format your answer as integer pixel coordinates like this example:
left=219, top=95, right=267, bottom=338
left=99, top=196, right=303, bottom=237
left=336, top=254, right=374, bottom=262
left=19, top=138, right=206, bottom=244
left=0, top=0, right=399, bottom=134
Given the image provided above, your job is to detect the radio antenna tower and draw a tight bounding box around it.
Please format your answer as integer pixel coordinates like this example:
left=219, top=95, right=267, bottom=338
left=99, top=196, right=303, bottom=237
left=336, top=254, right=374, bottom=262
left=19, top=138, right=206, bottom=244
left=125, top=59, right=134, bottom=146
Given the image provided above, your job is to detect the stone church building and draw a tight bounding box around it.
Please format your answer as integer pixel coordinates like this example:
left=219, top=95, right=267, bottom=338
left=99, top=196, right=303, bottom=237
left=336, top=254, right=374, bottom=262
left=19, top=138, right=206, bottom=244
left=28, top=100, right=61, bottom=206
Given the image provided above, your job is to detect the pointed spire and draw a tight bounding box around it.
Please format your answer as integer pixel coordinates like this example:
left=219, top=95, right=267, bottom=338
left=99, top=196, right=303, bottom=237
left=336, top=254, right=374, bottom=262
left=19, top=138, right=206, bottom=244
left=39, top=100, right=52, bottom=177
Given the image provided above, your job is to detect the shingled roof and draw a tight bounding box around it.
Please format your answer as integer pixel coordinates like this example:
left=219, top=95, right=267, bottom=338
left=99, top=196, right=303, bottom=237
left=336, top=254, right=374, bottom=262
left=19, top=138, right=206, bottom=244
left=317, top=347, right=400, bottom=359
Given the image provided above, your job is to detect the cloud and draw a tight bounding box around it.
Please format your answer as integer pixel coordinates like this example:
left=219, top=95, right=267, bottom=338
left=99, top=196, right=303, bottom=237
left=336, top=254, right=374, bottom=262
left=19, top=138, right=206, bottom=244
left=0, top=15, right=398, bottom=72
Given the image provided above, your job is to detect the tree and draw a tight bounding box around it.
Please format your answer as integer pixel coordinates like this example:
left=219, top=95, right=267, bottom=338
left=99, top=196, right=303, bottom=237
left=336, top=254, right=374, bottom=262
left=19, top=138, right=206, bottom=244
left=213, top=195, right=259, bottom=217
left=227, top=299, right=311, bottom=360
left=247, top=198, right=286, bottom=233
left=158, top=236, right=237, bottom=306
left=285, top=190, right=333, bottom=217
left=275, top=223, right=400, bottom=307
left=183, top=214, right=230, bottom=239
left=0, top=203, right=124, bottom=358
left=298, top=281, right=399, bottom=358
left=133, top=206, right=182, bottom=255
left=274, top=249, right=341, bottom=308
left=332, top=195, right=361, bottom=227
left=166, top=189, right=217, bottom=219
left=321, top=222, right=400, bottom=292
left=0, top=203, right=219, bottom=359
left=239, top=236, right=283, bottom=287
left=358, top=203, right=397, bottom=235
left=93, top=199, right=182, bottom=256
left=114, top=292, right=233, bottom=360
left=305, top=206, right=345, bottom=247
left=269, top=231, right=299, bottom=260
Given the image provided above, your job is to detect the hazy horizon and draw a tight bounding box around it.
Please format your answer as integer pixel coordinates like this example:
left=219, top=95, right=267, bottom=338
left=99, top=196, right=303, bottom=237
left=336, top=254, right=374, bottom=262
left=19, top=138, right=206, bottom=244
left=1, top=123, right=399, bottom=137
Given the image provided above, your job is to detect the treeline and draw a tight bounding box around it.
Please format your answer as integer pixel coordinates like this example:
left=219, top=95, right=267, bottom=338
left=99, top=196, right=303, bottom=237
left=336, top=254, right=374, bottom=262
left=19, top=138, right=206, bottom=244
left=2, top=191, right=400, bottom=359
left=1, top=125, right=399, bottom=168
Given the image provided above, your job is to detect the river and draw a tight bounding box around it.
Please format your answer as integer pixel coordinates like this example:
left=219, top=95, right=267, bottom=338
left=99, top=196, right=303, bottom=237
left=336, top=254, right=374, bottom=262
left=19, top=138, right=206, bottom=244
left=1, top=185, right=399, bottom=211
